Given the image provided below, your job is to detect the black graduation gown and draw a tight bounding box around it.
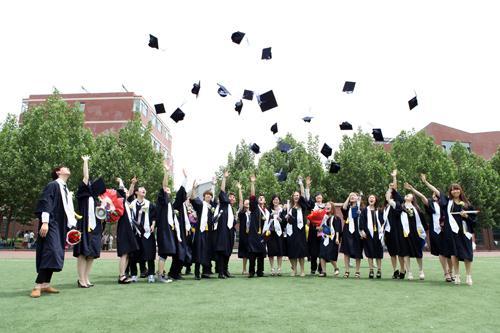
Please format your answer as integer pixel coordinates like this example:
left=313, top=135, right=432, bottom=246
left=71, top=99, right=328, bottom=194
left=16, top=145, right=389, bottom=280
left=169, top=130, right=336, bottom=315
left=73, top=181, right=102, bottom=258
left=266, top=208, right=286, bottom=257
left=439, top=196, right=476, bottom=262
left=190, top=198, right=214, bottom=266
left=383, top=190, right=403, bottom=257
left=128, top=197, right=157, bottom=261
left=237, top=210, right=250, bottom=258
left=214, top=191, right=235, bottom=257
left=35, top=180, right=67, bottom=272
left=306, top=200, right=323, bottom=259
left=247, top=196, right=267, bottom=255
left=340, top=205, right=363, bottom=259
left=285, top=196, right=309, bottom=259
left=115, top=189, right=139, bottom=257
left=319, top=215, right=342, bottom=262
left=359, top=208, right=383, bottom=259
left=156, top=189, right=177, bottom=257
left=172, top=186, right=192, bottom=264
left=424, top=198, right=446, bottom=257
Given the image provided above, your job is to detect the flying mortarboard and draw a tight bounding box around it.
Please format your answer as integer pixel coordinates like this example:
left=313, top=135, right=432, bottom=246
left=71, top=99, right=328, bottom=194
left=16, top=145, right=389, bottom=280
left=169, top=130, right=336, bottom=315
left=250, top=143, right=260, bottom=154
left=217, top=83, right=231, bottom=97
left=235, top=100, right=243, bottom=114
left=257, top=90, right=278, bottom=112
left=270, top=123, right=278, bottom=134
left=339, top=121, right=353, bottom=130
left=91, top=177, right=106, bottom=196
left=278, top=141, right=292, bottom=153
left=302, top=116, right=313, bottom=123
left=262, top=47, right=272, bottom=60
left=329, top=162, right=341, bottom=174
left=191, top=81, right=200, bottom=97
left=231, top=31, right=246, bottom=44
left=408, top=96, right=418, bottom=110
left=170, top=108, right=185, bottom=123
left=154, top=103, right=166, bottom=115
left=243, top=89, right=254, bottom=100
left=343, top=81, right=356, bottom=93
left=372, top=128, right=384, bottom=142
left=321, top=143, right=333, bottom=159
left=148, top=34, right=159, bottom=49
left=275, top=169, right=287, bottom=182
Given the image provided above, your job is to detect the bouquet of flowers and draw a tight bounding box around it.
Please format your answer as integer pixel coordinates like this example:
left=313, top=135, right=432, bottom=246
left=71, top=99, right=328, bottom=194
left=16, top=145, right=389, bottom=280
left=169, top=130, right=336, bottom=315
left=66, top=229, right=81, bottom=246
left=98, top=189, right=124, bottom=223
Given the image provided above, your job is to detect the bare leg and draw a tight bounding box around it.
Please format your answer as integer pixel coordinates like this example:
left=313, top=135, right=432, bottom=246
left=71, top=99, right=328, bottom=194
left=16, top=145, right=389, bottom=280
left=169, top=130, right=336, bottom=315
left=367, top=258, right=374, bottom=271
left=85, top=258, right=94, bottom=285
left=390, top=255, right=397, bottom=271
left=344, top=254, right=350, bottom=273
left=158, top=257, right=166, bottom=276
left=398, top=256, right=406, bottom=273
left=320, top=259, right=326, bottom=274
left=277, top=256, right=283, bottom=271
left=438, top=255, right=448, bottom=275
left=269, top=256, right=275, bottom=272
left=242, top=258, right=248, bottom=273
left=416, top=258, right=423, bottom=271
left=376, top=259, right=382, bottom=271
left=355, top=259, right=361, bottom=273
left=290, top=259, right=297, bottom=276
left=465, top=260, right=472, bottom=276
left=119, top=255, right=129, bottom=276
left=299, top=258, right=305, bottom=276
left=77, top=255, right=87, bottom=286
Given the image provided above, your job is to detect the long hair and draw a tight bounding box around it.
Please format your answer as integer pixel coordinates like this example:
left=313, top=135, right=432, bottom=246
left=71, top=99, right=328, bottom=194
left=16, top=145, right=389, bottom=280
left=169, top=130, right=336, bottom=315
left=362, top=194, right=378, bottom=210
left=448, top=183, right=470, bottom=207
left=326, top=201, right=336, bottom=216
left=269, top=194, right=281, bottom=211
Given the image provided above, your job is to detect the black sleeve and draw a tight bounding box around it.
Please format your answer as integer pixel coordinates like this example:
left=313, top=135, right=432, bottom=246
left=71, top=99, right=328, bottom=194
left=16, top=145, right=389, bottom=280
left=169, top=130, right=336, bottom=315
left=190, top=198, right=203, bottom=214
left=150, top=203, right=157, bottom=222
left=424, top=197, right=435, bottom=215
left=359, top=209, right=367, bottom=232
left=173, top=186, right=187, bottom=210
left=157, top=188, right=170, bottom=208
left=393, top=190, right=404, bottom=204
left=35, top=181, right=58, bottom=215
left=219, top=191, right=230, bottom=205
left=76, top=181, right=92, bottom=200
left=341, top=207, right=348, bottom=220
left=299, top=196, right=308, bottom=211
left=418, top=210, right=428, bottom=231
left=249, top=196, right=258, bottom=213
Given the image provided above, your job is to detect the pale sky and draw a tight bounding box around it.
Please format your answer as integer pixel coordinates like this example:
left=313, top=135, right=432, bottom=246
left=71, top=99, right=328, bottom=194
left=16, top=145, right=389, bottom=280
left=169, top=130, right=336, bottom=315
left=1, top=0, right=499, bottom=186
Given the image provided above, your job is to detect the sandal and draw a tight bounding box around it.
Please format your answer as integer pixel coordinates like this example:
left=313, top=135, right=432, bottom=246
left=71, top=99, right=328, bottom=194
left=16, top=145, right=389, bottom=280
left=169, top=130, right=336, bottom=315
left=445, top=273, right=452, bottom=282
left=354, top=272, right=361, bottom=279
left=318, top=272, right=326, bottom=277
left=334, top=268, right=340, bottom=276
left=118, top=275, right=131, bottom=284
left=369, top=270, right=374, bottom=279
left=343, top=271, right=350, bottom=278
left=376, top=270, right=381, bottom=279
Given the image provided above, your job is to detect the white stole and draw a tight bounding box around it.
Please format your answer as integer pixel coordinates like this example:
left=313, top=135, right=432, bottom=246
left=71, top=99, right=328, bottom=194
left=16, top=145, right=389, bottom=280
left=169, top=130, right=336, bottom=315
left=401, top=204, right=426, bottom=239
left=259, top=206, right=271, bottom=233
left=366, top=208, right=374, bottom=237
left=56, top=179, right=77, bottom=228
left=383, top=206, right=391, bottom=232
left=174, top=214, right=182, bottom=242
left=322, top=215, right=335, bottom=246
left=131, top=199, right=151, bottom=239
left=167, top=202, right=175, bottom=229
left=446, top=200, right=460, bottom=234
left=347, top=206, right=356, bottom=234
left=200, top=201, right=210, bottom=233
left=432, top=201, right=441, bottom=234
left=270, top=207, right=283, bottom=237
left=296, top=207, right=304, bottom=230
left=88, top=196, right=96, bottom=231
left=183, top=202, right=191, bottom=232
left=245, top=211, right=251, bottom=233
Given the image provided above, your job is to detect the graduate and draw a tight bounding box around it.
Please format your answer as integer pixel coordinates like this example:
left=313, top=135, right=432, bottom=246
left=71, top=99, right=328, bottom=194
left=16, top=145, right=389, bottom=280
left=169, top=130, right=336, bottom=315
left=405, top=174, right=452, bottom=282
left=155, top=165, right=177, bottom=283
left=284, top=176, right=309, bottom=277
left=115, top=177, right=140, bottom=284
left=305, top=176, right=324, bottom=275
left=213, top=171, right=237, bottom=279
left=359, top=194, right=384, bottom=279
left=236, top=183, right=250, bottom=275
left=32, top=165, right=78, bottom=298
left=427, top=180, right=477, bottom=285
left=128, top=178, right=157, bottom=283
left=264, top=195, right=286, bottom=276
left=73, top=155, right=105, bottom=288
left=318, top=202, right=342, bottom=277
left=247, top=175, right=267, bottom=277
left=190, top=180, right=215, bottom=280
left=340, top=192, right=363, bottom=278
left=170, top=168, right=193, bottom=280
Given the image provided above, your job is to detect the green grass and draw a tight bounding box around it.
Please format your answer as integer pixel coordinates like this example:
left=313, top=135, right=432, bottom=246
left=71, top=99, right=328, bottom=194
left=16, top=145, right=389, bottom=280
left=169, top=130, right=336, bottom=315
left=1, top=256, right=500, bottom=332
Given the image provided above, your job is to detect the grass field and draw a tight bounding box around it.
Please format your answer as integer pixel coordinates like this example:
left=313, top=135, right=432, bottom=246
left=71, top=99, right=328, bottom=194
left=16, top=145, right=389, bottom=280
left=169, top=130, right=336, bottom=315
left=1, top=256, right=499, bottom=333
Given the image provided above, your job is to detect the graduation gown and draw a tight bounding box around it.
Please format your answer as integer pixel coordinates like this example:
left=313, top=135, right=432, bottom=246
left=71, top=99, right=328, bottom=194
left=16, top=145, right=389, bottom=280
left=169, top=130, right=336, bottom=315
left=424, top=198, right=446, bottom=257
left=116, top=189, right=139, bottom=257
left=156, top=189, right=177, bottom=257
left=439, top=196, right=476, bottom=262
left=359, top=208, right=383, bottom=259
left=285, top=196, right=309, bottom=259
left=128, top=197, right=157, bottom=261
left=247, top=196, right=267, bottom=255
left=383, top=190, right=404, bottom=257
left=340, top=205, right=363, bottom=259
left=306, top=201, right=325, bottom=259
left=237, top=210, right=250, bottom=258
left=35, top=180, right=67, bottom=272
left=190, top=198, right=214, bottom=266
left=214, top=191, right=235, bottom=257
left=172, top=186, right=192, bottom=264
left=73, top=181, right=102, bottom=258
left=319, top=215, right=342, bottom=262
left=265, top=208, right=286, bottom=257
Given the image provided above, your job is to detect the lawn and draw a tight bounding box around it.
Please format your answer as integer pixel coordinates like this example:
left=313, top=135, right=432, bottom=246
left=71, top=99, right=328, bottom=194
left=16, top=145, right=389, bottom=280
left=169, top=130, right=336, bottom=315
left=1, top=256, right=499, bottom=333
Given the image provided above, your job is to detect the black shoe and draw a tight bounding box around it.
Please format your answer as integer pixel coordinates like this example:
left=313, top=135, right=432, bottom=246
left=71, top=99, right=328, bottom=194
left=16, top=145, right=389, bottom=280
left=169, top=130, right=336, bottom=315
left=369, top=270, right=374, bottom=279
left=201, top=274, right=211, bottom=279
left=195, top=274, right=201, bottom=280
left=184, top=269, right=192, bottom=275
left=399, top=271, right=406, bottom=280
left=392, top=270, right=400, bottom=279
left=248, top=273, right=255, bottom=278
left=77, top=280, right=89, bottom=288
left=310, top=270, right=316, bottom=275
left=224, top=271, right=233, bottom=278
left=218, top=274, right=226, bottom=279
left=88, top=283, right=95, bottom=287
left=140, top=272, right=148, bottom=279
left=257, top=273, right=264, bottom=277
left=376, top=270, right=382, bottom=279
left=118, top=276, right=131, bottom=284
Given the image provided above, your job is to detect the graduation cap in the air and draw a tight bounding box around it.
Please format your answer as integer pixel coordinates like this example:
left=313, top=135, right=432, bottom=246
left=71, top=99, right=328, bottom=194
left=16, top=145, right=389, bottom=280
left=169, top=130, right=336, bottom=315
left=231, top=31, right=245, bottom=44
left=148, top=34, right=159, bottom=49
left=329, top=162, right=341, bottom=174
left=302, top=116, right=313, bottom=123
left=339, top=121, right=353, bottom=130
left=91, top=177, right=106, bottom=196
left=270, top=123, right=278, bottom=134
left=170, top=108, right=185, bottom=123
left=408, top=96, right=418, bottom=110
left=217, top=83, right=231, bottom=97
left=250, top=143, right=260, bottom=154
left=343, top=81, right=356, bottom=93
left=321, top=143, right=333, bottom=159
left=191, top=81, right=200, bottom=97
left=154, top=103, right=166, bottom=115
left=262, top=47, right=272, bottom=60
left=278, top=141, right=292, bottom=153
left=257, top=90, right=278, bottom=112
left=243, top=89, right=254, bottom=101
left=372, top=128, right=384, bottom=142
left=235, top=100, right=243, bottom=114
left=275, top=169, right=287, bottom=182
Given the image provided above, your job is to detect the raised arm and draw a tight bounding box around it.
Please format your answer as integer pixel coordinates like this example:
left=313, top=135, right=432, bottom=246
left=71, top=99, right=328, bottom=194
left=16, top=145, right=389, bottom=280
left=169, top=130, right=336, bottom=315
left=298, top=176, right=305, bottom=196
left=391, top=169, right=398, bottom=191
left=250, top=175, right=256, bottom=197
left=211, top=176, right=216, bottom=197
left=236, top=182, right=243, bottom=210
left=221, top=170, right=229, bottom=193
left=128, top=176, right=137, bottom=200
left=386, top=185, right=396, bottom=208
left=342, top=193, right=352, bottom=210
left=404, top=182, right=429, bottom=206
left=162, top=164, right=169, bottom=190
left=82, top=155, right=90, bottom=185
left=305, top=176, right=311, bottom=201
left=190, top=180, right=197, bottom=200
left=420, top=174, right=440, bottom=198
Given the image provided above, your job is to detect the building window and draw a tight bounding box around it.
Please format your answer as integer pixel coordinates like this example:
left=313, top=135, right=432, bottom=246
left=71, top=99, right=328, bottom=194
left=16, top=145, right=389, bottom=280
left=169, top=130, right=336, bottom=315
left=77, top=102, right=85, bottom=112
left=134, top=99, right=149, bottom=117
left=133, top=99, right=141, bottom=112
left=156, top=121, right=162, bottom=132
left=21, top=101, right=28, bottom=113
left=163, top=148, right=169, bottom=160
left=441, top=140, right=471, bottom=154
left=151, top=116, right=157, bottom=128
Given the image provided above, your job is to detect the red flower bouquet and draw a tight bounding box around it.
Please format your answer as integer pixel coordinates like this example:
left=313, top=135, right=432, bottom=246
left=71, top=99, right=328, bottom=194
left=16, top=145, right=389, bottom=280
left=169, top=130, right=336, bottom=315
left=66, top=229, right=82, bottom=246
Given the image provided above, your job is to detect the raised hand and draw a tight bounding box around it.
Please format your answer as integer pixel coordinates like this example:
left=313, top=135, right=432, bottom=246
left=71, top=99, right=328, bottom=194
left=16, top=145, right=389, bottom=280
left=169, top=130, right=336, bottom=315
left=390, top=169, right=398, bottom=177
left=116, top=177, right=123, bottom=183
left=182, top=168, right=187, bottom=178
left=81, top=155, right=90, bottom=162
left=305, top=176, right=312, bottom=187
left=224, top=170, right=230, bottom=178
left=236, top=182, right=242, bottom=190
left=163, top=163, right=170, bottom=172
left=250, top=174, right=256, bottom=183
left=404, top=182, right=413, bottom=190
left=420, top=173, right=427, bottom=182
left=131, top=176, right=138, bottom=185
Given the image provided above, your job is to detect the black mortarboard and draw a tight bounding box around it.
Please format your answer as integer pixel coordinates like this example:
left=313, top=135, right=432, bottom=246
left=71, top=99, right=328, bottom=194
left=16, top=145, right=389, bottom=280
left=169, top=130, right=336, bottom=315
left=231, top=31, right=245, bottom=44
left=217, top=83, right=231, bottom=97
left=329, top=162, right=341, bottom=174
left=270, top=123, right=278, bottom=134
left=339, top=121, right=353, bottom=130
left=243, top=89, right=254, bottom=100
left=148, top=34, right=159, bottom=49
left=154, top=103, right=166, bottom=115
left=302, top=116, right=313, bottom=123
left=343, top=81, right=356, bottom=93
left=170, top=108, right=185, bottom=123
left=408, top=96, right=418, bottom=110
left=262, top=47, right=272, bottom=60
left=278, top=141, right=292, bottom=153
left=250, top=143, right=260, bottom=154
left=191, top=81, right=200, bottom=97
left=275, top=169, right=287, bottom=182
left=372, top=128, right=384, bottom=142
left=235, top=100, right=243, bottom=114
left=257, top=90, right=278, bottom=112
left=321, top=143, right=332, bottom=158
left=91, top=177, right=106, bottom=196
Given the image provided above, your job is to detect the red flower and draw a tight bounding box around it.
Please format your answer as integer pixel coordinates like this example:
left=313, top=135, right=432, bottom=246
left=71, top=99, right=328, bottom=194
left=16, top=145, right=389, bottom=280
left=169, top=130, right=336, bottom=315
left=67, top=229, right=81, bottom=245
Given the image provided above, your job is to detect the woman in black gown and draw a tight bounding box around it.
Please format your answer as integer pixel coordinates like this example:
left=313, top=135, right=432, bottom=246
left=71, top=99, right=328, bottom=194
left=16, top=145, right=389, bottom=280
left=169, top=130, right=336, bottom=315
left=318, top=202, right=342, bottom=277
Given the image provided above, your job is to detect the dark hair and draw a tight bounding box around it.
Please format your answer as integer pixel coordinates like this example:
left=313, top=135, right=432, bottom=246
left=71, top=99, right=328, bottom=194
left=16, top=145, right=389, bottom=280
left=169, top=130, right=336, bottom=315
left=269, top=194, right=281, bottom=210
left=363, top=194, right=378, bottom=208
left=203, top=190, right=213, bottom=198
left=228, top=192, right=236, bottom=197
left=448, top=183, right=470, bottom=207
left=51, top=166, right=65, bottom=180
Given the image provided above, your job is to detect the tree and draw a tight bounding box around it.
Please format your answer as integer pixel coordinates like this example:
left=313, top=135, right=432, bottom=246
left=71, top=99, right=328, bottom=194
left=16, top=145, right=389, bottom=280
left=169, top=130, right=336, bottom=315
left=491, top=147, right=500, bottom=175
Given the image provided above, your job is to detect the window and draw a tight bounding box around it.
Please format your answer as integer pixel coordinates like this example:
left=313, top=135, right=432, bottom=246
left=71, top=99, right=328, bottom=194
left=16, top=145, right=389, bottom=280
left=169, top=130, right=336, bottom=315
left=151, top=116, right=157, bottom=128
left=441, top=140, right=471, bottom=154
left=133, top=99, right=149, bottom=117
left=163, top=148, right=169, bottom=160
left=77, top=102, right=85, bottom=112
left=21, top=101, right=28, bottom=113
left=133, top=99, right=141, bottom=112
left=156, top=120, right=162, bottom=132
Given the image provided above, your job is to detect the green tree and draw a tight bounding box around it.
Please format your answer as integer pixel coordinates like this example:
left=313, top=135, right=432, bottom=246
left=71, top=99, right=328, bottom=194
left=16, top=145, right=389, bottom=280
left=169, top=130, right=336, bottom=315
left=491, top=147, right=500, bottom=175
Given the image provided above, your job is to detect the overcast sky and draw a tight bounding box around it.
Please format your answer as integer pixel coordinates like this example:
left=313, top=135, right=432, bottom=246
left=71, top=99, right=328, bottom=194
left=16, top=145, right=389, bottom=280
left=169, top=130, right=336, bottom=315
left=1, top=0, right=498, bottom=186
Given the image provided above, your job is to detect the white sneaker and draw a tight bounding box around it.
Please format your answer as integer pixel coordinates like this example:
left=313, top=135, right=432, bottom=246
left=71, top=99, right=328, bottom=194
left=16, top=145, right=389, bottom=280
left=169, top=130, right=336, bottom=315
left=466, top=275, right=473, bottom=286
left=454, top=275, right=461, bottom=285
left=130, top=275, right=138, bottom=283
left=147, top=275, right=155, bottom=283
left=270, top=268, right=276, bottom=276
left=408, top=272, right=414, bottom=280
left=419, top=271, right=425, bottom=280
left=159, top=276, right=173, bottom=283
